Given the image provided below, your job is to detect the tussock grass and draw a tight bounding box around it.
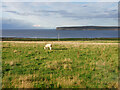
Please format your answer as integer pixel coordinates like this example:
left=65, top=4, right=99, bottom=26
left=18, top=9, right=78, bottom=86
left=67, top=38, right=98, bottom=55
left=2, top=41, right=118, bottom=88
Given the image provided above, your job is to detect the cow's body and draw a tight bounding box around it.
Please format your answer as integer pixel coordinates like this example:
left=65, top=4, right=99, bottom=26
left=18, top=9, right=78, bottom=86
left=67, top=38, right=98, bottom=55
left=44, top=44, right=52, bottom=50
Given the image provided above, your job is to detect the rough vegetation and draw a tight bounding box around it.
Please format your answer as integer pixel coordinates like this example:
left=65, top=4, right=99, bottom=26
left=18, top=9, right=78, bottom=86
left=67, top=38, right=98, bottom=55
left=2, top=41, right=118, bottom=88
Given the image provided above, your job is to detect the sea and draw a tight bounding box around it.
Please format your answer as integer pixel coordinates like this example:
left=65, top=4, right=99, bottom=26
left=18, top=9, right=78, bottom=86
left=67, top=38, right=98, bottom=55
left=2, top=29, right=118, bottom=38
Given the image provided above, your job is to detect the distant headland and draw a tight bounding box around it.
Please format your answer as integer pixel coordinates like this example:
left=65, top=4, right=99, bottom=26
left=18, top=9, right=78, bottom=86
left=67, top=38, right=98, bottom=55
left=56, top=26, right=119, bottom=30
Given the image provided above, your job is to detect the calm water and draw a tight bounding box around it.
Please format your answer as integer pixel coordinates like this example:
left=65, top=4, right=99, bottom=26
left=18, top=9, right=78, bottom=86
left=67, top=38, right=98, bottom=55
left=2, top=29, right=118, bottom=38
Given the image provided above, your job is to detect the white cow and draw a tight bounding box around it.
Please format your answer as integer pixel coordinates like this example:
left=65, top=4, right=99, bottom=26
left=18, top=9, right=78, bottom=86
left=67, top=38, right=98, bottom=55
left=44, top=44, right=52, bottom=50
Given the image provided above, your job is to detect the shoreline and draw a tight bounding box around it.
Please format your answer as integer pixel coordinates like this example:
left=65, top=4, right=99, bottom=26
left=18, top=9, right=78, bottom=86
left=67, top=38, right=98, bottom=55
left=1, top=37, right=119, bottom=41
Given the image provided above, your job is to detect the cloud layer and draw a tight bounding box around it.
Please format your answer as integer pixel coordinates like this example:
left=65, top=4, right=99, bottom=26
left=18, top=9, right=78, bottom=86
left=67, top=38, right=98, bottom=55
left=2, top=2, right=118, bottom=29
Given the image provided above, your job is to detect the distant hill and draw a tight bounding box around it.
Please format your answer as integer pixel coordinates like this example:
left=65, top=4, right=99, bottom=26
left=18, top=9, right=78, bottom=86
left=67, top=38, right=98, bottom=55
left=56, top=26, right=119, bottom=30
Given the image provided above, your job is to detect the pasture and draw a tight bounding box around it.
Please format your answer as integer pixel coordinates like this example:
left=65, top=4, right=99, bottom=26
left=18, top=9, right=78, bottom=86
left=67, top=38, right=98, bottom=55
left=2, top=41, right=118, bottom=88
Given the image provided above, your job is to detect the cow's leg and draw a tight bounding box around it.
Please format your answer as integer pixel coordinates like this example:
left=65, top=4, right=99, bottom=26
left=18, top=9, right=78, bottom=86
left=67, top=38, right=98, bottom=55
left=50, top=47, right=52, bottom=50
left=44, top=47, right=46, bottom=49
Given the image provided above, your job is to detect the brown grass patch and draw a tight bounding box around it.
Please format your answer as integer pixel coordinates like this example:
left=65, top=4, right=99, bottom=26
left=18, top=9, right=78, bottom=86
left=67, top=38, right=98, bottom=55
left=13, top=74, right=33, bottom=88
left=45, top=58, right=73, bottom=70
left=55, top=75, right=85, bottom=88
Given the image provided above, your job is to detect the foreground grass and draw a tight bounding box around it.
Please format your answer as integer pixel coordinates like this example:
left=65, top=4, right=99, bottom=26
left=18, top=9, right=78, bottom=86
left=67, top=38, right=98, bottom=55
left=2, top=41, right=118, bottom=88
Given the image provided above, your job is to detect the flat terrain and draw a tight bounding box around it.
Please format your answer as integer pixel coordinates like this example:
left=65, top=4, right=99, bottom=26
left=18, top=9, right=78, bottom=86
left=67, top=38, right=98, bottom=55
left=2, top=41, right=118, bottom=88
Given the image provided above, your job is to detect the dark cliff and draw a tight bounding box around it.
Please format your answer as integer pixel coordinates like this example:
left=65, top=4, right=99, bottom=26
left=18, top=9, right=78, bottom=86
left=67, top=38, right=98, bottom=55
left=56, top=26, right=119, bottom=30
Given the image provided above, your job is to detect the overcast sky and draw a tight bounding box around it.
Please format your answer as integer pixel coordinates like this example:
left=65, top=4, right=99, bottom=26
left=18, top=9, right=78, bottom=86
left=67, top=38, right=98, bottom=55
left=2, top=2, right=118, bottom=29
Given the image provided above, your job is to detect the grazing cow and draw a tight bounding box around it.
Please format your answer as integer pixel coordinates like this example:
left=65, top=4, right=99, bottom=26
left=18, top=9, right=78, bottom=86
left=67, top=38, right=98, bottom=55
left=44, top=44, right=52, bottom=50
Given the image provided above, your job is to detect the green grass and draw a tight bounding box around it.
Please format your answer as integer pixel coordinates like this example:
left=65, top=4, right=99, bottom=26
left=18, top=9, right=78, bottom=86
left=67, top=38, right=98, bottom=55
left=2, top=41, right=118, bottom=88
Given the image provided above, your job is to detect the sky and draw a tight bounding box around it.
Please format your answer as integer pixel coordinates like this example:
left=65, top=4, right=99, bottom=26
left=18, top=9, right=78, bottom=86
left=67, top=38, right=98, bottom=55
left=2, top=2, right=118, bottom=29
left=2, top=0, right=120, bottom=2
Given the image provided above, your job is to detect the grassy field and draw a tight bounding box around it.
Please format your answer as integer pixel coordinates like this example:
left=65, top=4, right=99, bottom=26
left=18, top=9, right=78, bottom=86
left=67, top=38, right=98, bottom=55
left=2, top=41, right=118, bottom=88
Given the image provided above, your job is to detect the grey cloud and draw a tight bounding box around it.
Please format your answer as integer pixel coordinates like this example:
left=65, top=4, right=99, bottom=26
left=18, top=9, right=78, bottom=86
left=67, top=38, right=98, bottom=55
left=61, top=12, right=117, bottom=20
left=5, top=9, right=73, bottom=17
left=4, top=9, right=118, bottom=20
left=5, top=10, right=33, bottom=16
left=34, top=10, right=72, bottom=16
left=2, top=5, right=7, bottom=8
left=111, top=9, right=117, bottom=12
left=5, top=11, right=19, bottom=14
left=2, top=19, right=34, bottom=29
left=36, top=9, right=118, bottom=19
left=82, top=5, right=88, bottom=7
